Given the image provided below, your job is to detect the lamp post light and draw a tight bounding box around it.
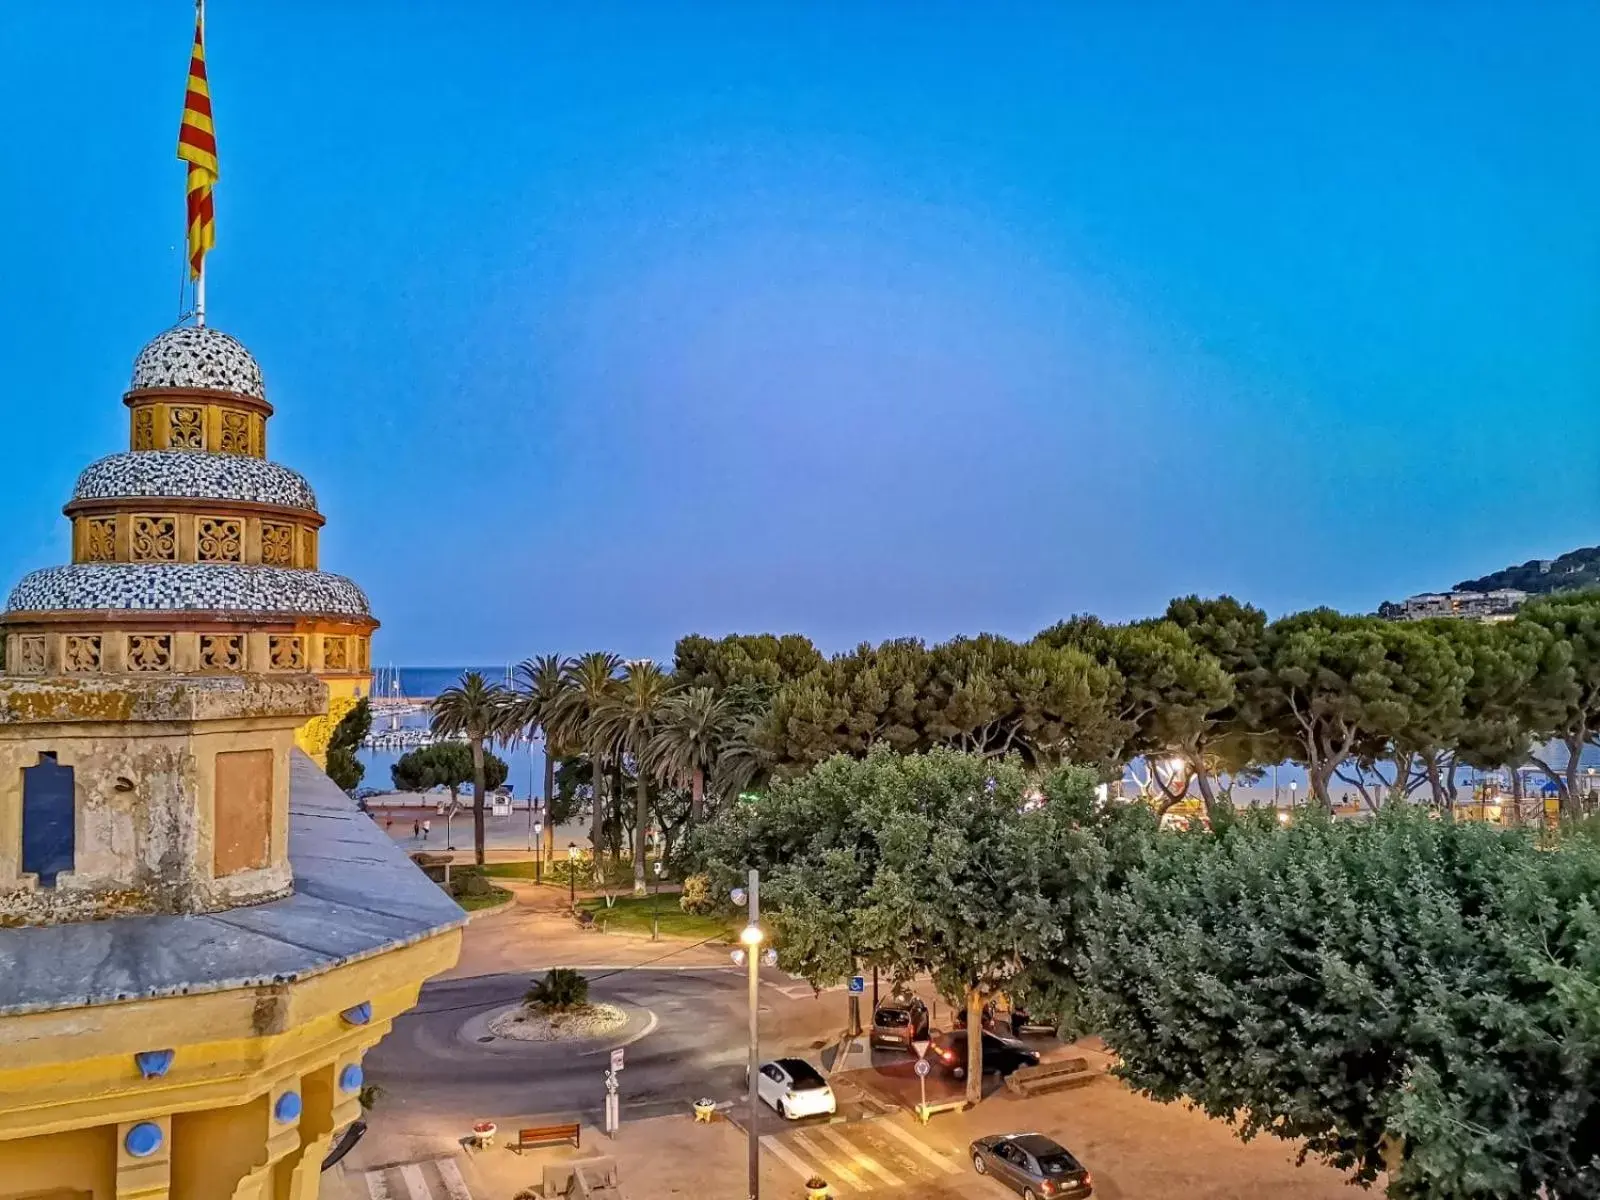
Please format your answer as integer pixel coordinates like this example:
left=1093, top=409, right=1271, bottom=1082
left=734, top=872, right=762, bottom=1200
left=533, top=820, right=544, bottom=883
left=567, top=842, right=579, bottom=909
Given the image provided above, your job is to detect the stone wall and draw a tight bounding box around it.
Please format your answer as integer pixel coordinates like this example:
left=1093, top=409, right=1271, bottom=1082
left=0, top=675, right=324, bottom=925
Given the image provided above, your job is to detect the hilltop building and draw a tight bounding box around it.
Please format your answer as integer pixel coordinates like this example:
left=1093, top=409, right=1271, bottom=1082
left=1379, top=588, right=1529, bottom=622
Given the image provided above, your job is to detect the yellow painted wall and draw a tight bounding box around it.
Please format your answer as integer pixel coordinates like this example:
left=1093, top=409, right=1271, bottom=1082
left=293, top=684, right=367, bottom=766
left=0, top=1125, right=115, bottom=1200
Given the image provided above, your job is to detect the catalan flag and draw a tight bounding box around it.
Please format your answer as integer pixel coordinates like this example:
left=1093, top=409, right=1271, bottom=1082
left=176, top=9, right=218, bottom=281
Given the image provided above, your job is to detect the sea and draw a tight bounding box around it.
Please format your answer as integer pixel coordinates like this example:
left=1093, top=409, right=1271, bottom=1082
left=359, top=665, right=545, bottom=800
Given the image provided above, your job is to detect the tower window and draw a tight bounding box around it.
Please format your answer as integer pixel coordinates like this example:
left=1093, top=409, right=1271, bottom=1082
left=22, top=752, right=75, bottom=887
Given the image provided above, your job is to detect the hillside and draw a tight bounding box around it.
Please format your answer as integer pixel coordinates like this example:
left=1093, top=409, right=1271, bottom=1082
left=1455, top=545, right=1600, bottom=594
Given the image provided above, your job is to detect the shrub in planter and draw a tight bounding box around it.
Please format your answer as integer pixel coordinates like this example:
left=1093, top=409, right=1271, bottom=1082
left=526, top=968, right=589, bottom=1012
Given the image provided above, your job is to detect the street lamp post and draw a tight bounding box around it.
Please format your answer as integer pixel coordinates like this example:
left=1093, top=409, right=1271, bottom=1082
left=738, top=872, right=762, bottom=1200
left=527, top=794, right=536, bottom=851
left=533, top=820, right=544, bottom=884
left=651, top=860, right=665, bottom=941
left=567, top=842, right=579, bottom=909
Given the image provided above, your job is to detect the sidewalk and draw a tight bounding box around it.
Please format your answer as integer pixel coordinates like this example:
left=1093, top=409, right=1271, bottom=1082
left=337, top=1112, right=817, bottom=1200
left=441, top=878, right=737, bottom=980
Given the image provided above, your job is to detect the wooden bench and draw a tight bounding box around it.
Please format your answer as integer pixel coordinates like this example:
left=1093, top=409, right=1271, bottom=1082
left=514, top=1122, right=581, bottom=1153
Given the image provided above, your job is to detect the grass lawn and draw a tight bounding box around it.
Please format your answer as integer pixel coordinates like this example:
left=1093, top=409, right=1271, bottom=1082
left=483, top=859, right=656, bottom=887
left=457, top=885, right=513, bottom=912
left=578, top=893, right=737, bottom=941
left=482, top=861, right=545, bottom=880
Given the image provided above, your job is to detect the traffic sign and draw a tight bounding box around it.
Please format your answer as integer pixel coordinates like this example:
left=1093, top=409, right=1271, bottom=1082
left=914, top=1059, right=931, bottom=1078
left=610, top=1048, right=625, bottom=1072
left=911, top=1038, right=931, bottom=1059
left=848, top=976, right=865, bottom=994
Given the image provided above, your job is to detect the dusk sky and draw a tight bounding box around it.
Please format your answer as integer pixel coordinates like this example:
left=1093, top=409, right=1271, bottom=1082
left=2, top=2, right=1596, bottom=665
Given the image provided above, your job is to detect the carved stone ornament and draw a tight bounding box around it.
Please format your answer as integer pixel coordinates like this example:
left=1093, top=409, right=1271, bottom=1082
left=197, top=517, right=243, bottom=563
left=131, top=515, right=177, bottom=562
left=127, top=634, right=172, bottom=671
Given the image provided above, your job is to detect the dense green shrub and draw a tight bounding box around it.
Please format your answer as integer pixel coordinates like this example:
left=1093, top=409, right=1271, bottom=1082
left=526, top=968, right=589, bottom=1011
left=679, top=872, right=719, bottom=915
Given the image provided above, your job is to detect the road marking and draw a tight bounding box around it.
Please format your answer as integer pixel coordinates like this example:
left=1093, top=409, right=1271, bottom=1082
left=816, top=1124, right=906, bottom=1188
left=791, top=1130, right=867, bottom=1191
left=364, top=1172, right=394, bottom=1200
left=436, top=1158, right=474, bottom=1200
left=399, top=1164, right=431, bottom=1200
left=877, top=1119, right=961, bottom=1173
left=761, top=1134, right=821, bottom=1185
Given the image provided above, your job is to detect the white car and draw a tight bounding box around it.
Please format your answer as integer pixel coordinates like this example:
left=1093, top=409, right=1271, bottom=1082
left=751, top=1057, right=837, bottom=1120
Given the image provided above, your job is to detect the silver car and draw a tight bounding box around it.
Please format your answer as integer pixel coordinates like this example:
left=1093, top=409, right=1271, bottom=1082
left=970, top=1132, right=1093, bottom=1199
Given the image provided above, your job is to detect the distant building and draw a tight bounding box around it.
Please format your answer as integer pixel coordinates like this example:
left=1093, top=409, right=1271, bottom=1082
left=1380, top=589, right=1530, bottom=622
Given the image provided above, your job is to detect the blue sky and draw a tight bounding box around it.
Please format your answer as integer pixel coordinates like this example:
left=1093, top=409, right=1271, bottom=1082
left=1, top=2, right=1596, bottom=665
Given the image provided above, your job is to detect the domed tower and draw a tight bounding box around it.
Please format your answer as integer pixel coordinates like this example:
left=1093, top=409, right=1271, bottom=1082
left=1, top=323, right=376, bottom=758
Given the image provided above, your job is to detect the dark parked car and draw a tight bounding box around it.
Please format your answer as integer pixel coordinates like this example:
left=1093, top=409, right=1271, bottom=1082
left=931, top=1030, right=1040, bottom=1079
left=871, top=997, right=930, bottom=1050
left=954, top=1001, right=1036, bottom=1036
left=970, top=1132, right=1093, bottom=1199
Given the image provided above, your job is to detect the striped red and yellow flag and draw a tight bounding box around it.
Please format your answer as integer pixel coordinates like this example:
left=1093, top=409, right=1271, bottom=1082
left=176, top=12, right=218, bottom=281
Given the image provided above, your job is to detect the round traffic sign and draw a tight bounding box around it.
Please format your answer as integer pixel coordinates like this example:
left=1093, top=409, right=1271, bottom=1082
left=914, top=1059, right=931, bottom=1078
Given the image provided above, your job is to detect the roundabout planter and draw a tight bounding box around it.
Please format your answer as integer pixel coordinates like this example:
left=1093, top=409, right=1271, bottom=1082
left=692, top=1098, right=717, bottom=1123
left=472, top=1120, right=496, bottom=1149
left=805, top=1176, right=829, bottom=1199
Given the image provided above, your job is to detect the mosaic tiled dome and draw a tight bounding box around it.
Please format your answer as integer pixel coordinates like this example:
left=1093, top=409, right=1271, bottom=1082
left=130, top=325, right=265, bottom=398
left=72, top=452, right=319, bottom=512
left=6, top=564, right=371, bottom=617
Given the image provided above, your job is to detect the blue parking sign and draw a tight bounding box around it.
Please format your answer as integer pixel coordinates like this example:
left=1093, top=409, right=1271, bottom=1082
left=848, top=975, right=865, bottom=994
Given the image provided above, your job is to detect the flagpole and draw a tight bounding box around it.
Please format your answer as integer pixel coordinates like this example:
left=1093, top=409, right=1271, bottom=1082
left=194, top=0, right=206, bottom=327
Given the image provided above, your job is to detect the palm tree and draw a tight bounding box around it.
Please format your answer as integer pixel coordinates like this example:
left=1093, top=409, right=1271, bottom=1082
left=514, top=654, right=572, bottom=859
left=591, top=660, right=675, bottom=895
left=647, top=687, right=737, bottom=824
left=710, top=710, right=773, bottom=805
left=549, top=651, right=624, bottom=865
left=430, top=671, right=516, bottom=866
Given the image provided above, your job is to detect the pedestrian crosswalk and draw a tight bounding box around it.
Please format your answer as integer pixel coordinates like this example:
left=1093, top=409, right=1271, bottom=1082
left=358, top=1157, right=473, bottom=1200
left=761, top=1116, right=966, bottom=1194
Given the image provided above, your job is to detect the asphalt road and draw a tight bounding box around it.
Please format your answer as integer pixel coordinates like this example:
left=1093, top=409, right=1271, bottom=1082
left=366, top=965, right=857, bottom=1127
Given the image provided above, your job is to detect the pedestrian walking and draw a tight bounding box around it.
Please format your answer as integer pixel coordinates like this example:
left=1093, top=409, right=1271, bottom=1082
left=412, top=819, right=420, bottom=840
left=422, top=819, right=431, bottom=841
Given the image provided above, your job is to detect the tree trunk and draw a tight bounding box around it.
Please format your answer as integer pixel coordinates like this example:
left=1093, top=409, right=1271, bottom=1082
left=1193, top=767, right=1219, bottom=825
left=634, top=771, right=649, bottom=897
left=1563, top=736, right=1583, bottom=822
left=1310, top=761, right=1335, bottom=810
left=543, top=738, right=557, bottom=858
left=691, top=765, right=705, bottom=824
left=470, top=737, right=487, bottom=866
left=1424, top=757, right=1450, bottom=817
left=965, top=988, right=984, bottom=1105
left=589, top=746, right=606, bottom=863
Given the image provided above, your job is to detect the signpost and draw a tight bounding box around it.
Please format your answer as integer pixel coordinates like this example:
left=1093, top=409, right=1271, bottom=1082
left=848, top=976, right=865, bottom=993
left=603, top=1048, right=624, bottom=1137
left=912, top=1038, right=932, bottom=1118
